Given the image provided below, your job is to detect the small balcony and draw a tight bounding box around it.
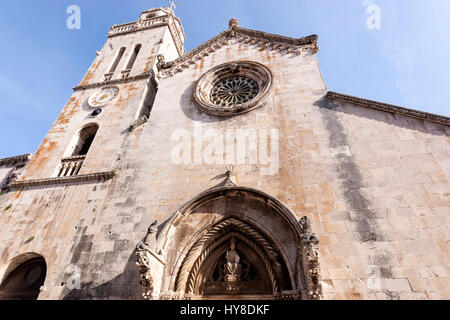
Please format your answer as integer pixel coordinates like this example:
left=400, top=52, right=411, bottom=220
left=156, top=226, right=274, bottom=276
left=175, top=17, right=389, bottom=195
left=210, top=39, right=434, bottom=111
left=57, top=155, right=86, bottom=177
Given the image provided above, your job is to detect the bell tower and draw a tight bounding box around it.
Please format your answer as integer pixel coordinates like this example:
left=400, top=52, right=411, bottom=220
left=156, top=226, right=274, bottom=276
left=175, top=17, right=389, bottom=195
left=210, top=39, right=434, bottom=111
left=79, top=7, right=185, bottom=86
left=18, top=7, right=185, bottom=183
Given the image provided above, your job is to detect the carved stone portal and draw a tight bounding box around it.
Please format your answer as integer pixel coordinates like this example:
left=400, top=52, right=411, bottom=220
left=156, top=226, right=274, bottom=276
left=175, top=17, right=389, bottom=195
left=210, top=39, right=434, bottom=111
left=137, top=186, right=323, bottom=300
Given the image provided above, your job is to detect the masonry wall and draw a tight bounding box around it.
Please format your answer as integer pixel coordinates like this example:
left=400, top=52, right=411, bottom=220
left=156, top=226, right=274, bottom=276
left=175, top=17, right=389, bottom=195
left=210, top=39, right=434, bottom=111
left=0, top=29, right=448, bottom=300
left=317, top=100, right=450, bottom=300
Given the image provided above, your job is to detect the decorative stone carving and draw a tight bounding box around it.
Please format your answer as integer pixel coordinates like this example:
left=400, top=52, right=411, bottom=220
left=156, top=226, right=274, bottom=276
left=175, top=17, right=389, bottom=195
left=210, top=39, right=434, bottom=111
left=137, top=221, right=159, bottom=250
left=136, top=249, right=154, bottom=300
left=87, top=86, right=119, bottom=108
left=158, top=24, right=319, bottom=77
left=224, top=238, right=242, bottom=295
left=276, top=290, right=302, bottom=300
left=299, top=216, right=319, bottom=242
left=228, top=18, right=239, bottom=37
left=175, top=217, right=287, bottom=296
left=158, top=185, right=324, bottom=301
left=8, top=171, right=116, bottom=189
left=136, top=221, right=159, bottom=300
left=156, top=54, right=166, bottom=71
left=0, top=154, right=32, bottom=167
left=229, top=18, right=239, bottom=30
left=298, top=216, right=322, bottom=300
left=193, top=61, right=273, bottom=116
left=224, top=165, right=238, bottom=187
left=211, top=76, right=259, bottom=107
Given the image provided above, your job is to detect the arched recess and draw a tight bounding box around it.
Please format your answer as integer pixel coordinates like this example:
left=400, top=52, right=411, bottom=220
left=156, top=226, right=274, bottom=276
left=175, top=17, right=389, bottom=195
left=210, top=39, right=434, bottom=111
left=69, top=123, right=99, bottom=157
left=175, top=217, right=290, bottom=299
left=136, top=186, right=323, bottom=300
left=0, top=253, right=47, bottom=300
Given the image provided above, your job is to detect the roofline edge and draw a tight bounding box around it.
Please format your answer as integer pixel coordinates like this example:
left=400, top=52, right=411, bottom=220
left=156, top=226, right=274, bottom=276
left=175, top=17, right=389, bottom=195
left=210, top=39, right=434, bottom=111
left=327, top=91, right=450, bottom=126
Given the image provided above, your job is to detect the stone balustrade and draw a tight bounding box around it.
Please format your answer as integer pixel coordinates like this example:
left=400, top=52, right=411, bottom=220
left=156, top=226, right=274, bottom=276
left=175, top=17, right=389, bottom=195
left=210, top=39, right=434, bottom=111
left=58, top=155, right=86, bottom=177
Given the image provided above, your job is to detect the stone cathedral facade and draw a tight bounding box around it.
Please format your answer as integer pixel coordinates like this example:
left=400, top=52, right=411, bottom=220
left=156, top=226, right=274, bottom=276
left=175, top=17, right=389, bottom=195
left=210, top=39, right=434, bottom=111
left=0, top=7, right=449, bottom=300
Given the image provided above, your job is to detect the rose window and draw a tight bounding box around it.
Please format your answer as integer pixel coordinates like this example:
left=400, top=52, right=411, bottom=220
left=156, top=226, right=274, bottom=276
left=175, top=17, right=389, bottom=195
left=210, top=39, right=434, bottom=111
left=194, top=61, right=273, bottom=116
left=210, top=77, right=259, bottom=107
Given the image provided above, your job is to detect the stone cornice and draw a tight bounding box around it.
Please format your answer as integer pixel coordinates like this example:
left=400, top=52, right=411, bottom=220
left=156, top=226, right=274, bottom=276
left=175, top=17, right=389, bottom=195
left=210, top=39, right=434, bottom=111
left=327, top=91, right=450, bottom=126
left=9, top=171, right=116, bottom=189
left=237, top=27, right=318, bottom=47
left=73, top=73, right=150, bottom=91
left=158, top=25, right=319, bottom=78
left=0, top=154, right=32, bottom=167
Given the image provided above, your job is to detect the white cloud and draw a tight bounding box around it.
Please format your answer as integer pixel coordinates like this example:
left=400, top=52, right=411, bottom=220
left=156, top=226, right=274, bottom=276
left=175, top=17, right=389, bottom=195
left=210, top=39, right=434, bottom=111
left=362, top=1, right=417, bottom=107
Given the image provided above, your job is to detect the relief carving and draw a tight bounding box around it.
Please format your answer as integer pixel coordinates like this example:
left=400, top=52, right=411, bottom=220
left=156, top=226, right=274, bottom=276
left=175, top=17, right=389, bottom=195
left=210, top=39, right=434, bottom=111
left=298, top=216, right=322, bottom=300
left=136, top=221, right=159, bottom=300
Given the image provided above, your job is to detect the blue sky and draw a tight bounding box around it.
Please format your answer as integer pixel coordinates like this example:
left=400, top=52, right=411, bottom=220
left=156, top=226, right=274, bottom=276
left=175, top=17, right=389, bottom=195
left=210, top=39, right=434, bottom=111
left=0, top=0, right=449, bottom=158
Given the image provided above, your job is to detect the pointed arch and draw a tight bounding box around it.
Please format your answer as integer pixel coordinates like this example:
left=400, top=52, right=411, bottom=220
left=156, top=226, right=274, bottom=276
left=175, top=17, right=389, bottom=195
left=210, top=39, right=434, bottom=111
left=174, top=217, right=290, bottom=297
left=148, top=186, right=322, bottom=300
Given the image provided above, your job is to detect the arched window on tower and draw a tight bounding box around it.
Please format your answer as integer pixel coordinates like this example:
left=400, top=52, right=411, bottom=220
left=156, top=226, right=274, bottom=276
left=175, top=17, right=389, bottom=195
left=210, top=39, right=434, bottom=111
left=57, top=124, right=99, bottom=177
left=122, top=44, right=142, bottom=78
left=104, top=47, right=126, bottom=81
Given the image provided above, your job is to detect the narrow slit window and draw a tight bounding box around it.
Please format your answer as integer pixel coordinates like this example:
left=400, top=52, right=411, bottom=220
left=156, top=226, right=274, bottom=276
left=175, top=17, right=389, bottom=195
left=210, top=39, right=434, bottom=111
left=139, top=81, right=158, bottom=119
left=108, top=47, right=126, bottom=74
left=125, top=44, right=142, bottom=71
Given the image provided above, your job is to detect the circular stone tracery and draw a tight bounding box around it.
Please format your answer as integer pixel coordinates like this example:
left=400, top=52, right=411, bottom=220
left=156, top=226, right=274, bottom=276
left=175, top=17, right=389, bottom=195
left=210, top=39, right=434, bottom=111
left=87, top=86, right=119, bottom=108
left=194, top=61, right=273, bottom=116
left=211, top=77, right=259, bottom=107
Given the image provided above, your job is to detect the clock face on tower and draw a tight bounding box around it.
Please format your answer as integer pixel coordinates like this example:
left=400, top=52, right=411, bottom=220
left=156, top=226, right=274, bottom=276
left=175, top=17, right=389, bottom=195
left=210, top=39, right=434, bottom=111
left=88, top=86, right=119, bottom=108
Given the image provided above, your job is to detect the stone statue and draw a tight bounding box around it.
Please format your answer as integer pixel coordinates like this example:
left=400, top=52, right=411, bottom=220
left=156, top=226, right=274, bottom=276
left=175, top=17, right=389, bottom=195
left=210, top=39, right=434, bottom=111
left=156, top=54, right=166, bottom=70
left=298, top=216, right=322, bottom=300
left=229, top=18, right=239, bottom=30
left=137, top=220, right=158, bottom=251
left=299, top=216, right=319, bottom=242
left=136, top=220, right=158, bottom=300
left=224, top=238, right=242, bottom=295
left=228, top=18, right=239, bottom=37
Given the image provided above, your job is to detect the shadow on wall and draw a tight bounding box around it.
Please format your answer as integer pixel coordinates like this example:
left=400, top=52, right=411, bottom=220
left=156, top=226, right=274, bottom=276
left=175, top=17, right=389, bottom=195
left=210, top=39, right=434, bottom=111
left=62, top=249, right=143, bottom=300
left=179, top=82, right=231, bottom=123
left=314, top=96, right=448, bottom=137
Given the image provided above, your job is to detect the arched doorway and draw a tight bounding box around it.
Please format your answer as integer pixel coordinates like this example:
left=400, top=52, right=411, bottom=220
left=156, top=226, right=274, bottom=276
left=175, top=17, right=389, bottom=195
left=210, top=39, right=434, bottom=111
left=0, top=254, right=47, bottom=300
left=136, top=185, right=323, bottom=300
